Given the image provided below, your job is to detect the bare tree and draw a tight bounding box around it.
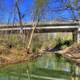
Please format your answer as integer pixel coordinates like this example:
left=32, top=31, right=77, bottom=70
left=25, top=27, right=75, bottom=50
left=27, top=0, right=48, bottom=50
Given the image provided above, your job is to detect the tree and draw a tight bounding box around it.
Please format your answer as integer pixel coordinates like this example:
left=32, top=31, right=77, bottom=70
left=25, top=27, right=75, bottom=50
left=27, top=0, right=48, bottom=49
left=66, top=0, right=80, bottom=21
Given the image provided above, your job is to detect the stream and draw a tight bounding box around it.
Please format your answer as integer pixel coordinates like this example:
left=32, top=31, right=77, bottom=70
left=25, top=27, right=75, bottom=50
left=0, top=53, right=80, bottom=80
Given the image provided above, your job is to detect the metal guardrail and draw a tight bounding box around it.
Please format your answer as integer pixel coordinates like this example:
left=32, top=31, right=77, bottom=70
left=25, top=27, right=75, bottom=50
left=0, top=21, right=79, bottom=28
left=0, top=21, right=79, bottom=33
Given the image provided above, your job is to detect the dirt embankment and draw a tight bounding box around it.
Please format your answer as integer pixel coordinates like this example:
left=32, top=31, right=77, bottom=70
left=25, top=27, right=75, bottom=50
left=0, top=40, right=43, bottom=67
left=60, top=43, right=80, bottom=66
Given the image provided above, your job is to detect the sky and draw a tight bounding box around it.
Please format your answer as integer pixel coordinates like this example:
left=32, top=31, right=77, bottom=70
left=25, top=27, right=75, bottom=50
left=0, top=0, right=79, bottom=24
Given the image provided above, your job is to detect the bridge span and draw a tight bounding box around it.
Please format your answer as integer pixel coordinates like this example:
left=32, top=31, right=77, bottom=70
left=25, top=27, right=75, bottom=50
left=0, top=21, right=80, bottom=42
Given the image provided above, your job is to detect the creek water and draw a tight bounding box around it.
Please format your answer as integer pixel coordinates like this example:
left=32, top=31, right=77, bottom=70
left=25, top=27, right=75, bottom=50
left=0, top=53, right=80, bottom=80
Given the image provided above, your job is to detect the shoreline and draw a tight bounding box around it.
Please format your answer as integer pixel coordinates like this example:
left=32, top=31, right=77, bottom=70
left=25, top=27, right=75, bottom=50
left=55, top=44, right=80, bottom=67
left=0, top=48, right=44, bottom=68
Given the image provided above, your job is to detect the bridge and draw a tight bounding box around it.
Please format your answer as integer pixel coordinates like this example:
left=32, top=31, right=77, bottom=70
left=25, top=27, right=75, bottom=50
left=0, top=21, right=80, bottom=42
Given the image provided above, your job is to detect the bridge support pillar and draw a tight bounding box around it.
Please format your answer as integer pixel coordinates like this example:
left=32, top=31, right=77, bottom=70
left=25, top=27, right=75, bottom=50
left=72, top=30, right=78, bottom=43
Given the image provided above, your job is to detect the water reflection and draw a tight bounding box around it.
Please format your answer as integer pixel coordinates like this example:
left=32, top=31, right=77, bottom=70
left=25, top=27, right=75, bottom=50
left=0, top=53, right=80, bottom=80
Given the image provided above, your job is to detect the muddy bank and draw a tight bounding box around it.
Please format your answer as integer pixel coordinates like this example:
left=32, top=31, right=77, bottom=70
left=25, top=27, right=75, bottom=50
left=0, top=48, right=43, bottom=67
left=59, top=43, right=80, bottom=66
left=0, top=40, right=44, bottom=67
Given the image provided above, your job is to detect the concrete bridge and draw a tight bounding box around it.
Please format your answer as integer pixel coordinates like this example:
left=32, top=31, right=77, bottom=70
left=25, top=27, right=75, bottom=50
left=0, top=21, right=80, bottom=42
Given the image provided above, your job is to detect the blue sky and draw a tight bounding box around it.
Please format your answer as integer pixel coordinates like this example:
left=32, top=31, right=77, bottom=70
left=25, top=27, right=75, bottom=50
left=0, top=0, right=79, bottom=23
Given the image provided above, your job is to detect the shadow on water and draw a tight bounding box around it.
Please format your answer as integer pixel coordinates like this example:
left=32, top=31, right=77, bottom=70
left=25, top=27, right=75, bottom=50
left=0, top=53, right=80, bottom=80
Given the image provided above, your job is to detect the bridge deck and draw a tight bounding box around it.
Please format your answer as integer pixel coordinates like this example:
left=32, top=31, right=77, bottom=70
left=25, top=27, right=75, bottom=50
left=0, top=21, right=79, bottom=33
left=0, top=26, right=78, bottom=33
left=0, top=22, right=79, bottom=42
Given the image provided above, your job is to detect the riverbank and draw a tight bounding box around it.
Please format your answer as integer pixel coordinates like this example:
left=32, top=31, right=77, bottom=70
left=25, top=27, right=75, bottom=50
left=0, top=48, right=43, bottom=67
left=0, top=38, right=79, bottom=68
left=57, top=43, right=80, bottom=66
left=0, top=39, right=44, bottom=67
